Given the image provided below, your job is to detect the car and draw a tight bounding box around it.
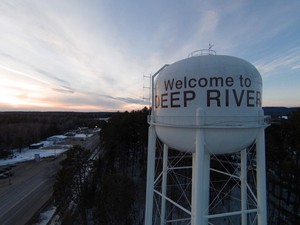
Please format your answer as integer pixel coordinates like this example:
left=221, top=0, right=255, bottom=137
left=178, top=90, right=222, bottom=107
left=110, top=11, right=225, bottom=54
left=0, top=173, right=8, bottom=179
left=0, top=167, right=10, bottom=173
left=3, top=170, right=14, bottom=176
left=0, top=167, right=14, bottom=178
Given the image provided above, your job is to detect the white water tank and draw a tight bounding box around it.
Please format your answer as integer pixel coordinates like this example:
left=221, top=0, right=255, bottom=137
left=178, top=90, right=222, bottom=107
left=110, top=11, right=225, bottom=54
left=153, top=55, right=264, bottom=154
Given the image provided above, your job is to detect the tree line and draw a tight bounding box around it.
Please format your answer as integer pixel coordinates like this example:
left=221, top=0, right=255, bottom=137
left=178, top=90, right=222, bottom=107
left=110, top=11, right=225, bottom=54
left=53, top=107, right=149, bottom=225
left=52, top=108, right=300, bottom=225
left=266, top=110, right=300, bottom=224
left=0, top=111, right=113, bottom=158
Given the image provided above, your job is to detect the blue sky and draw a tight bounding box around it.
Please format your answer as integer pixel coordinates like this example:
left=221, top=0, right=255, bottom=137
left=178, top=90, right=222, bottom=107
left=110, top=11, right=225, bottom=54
left=0, top=0, right=299, bottom=111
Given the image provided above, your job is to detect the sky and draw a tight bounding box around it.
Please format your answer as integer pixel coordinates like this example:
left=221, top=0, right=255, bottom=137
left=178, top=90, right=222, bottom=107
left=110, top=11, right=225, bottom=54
left=0, top=0, right=299, bottom=112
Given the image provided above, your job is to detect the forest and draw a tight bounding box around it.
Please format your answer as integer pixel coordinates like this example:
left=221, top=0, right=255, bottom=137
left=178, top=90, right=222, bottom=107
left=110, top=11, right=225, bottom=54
left=265, top=110, right=300, bottom=224
left=1, top=108, right=299, bottom=224
left=0, top=111, right=114, bottom=158
left=53, top=108, right=149, bottom=225
left=52, top=107, right=300, bottom=225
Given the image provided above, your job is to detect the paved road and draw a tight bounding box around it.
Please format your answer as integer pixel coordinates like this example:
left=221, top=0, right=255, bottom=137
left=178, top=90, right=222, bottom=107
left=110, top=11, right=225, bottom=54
left=0, top=157, right=62, bottom=225
left=0, top=134, right=100, bottom=225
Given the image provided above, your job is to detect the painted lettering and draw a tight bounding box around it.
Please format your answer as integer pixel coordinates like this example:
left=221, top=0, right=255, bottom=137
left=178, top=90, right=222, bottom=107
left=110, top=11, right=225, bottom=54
left=164, top=79, right=174, bottom=91
left=225, top=77, right=234, bottom=87
left=170, top=92, right=181, bottom=107
left=184, top=91, right=196, bottom=107
left=210, top=77, right=224, bottom=87
left=161, top=93, right=168, bottom=108
left=207, top=90, right=221, bottom=107
left=155, top=95, right=160, bottom=108
left=233, top=89, right=245, bottom=106
left=256, top=91, right=261, bottom=107
left=175, top=80, right=183, bottom=89
left=247, top=90, right=255, bottom=107
left=189, top=78, right=197, bottom=88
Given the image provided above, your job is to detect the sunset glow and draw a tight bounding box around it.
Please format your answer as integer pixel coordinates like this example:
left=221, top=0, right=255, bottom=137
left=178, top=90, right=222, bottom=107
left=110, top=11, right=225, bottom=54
left=0, top=0, right=299, bottom=111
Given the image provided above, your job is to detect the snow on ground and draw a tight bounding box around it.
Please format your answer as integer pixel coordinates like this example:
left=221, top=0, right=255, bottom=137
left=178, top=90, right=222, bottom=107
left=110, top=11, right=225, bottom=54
left=0, top=146, right=70, bottom=166
left=35, top=206, right=57, bottom=225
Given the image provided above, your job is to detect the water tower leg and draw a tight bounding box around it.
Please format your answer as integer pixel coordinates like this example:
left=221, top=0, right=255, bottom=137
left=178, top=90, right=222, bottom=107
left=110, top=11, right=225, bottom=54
left=241, top=148, right=247, bottom=225
left=145, top=125, right=157, bottom=225
left=160, top=144, right=168, bottom=225
left=256, top=128, right=267, bottom=225
left=192, top=126, right=210, bottom=225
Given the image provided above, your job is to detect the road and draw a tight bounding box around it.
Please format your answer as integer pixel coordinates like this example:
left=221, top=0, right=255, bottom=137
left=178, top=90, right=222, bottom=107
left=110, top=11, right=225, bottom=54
left=0, top=157, right=62, bottom=225
left=0, top=133, right=100, bottom=225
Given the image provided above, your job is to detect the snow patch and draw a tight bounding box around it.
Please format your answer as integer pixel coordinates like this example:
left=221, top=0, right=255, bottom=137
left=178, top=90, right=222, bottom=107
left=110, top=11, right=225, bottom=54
left=0, top=147, right=70, bottom=166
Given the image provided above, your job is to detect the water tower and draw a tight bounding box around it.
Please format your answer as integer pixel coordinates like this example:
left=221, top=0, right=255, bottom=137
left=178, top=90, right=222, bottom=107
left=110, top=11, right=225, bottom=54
left=144, top=50, right=270, bottom=225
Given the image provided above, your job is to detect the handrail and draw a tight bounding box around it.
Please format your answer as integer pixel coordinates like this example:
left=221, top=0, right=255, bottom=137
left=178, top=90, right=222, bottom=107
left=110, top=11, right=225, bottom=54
left=188, top=49, right=216, bottom=57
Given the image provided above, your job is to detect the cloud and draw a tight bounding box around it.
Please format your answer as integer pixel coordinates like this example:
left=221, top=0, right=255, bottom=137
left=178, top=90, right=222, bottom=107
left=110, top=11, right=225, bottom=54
left=0, top=64, right=49, bottom=86
left=292, top=64, right=300, bottom=70
left=104, top=95, right=147, bottom=105
left=34, top=68, right=73, bottom=90
left=0, top=0, right=299, bottom=110
left=254, top=47, right=300, bottom=77
left=51, top=87, right=74, bottom=94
